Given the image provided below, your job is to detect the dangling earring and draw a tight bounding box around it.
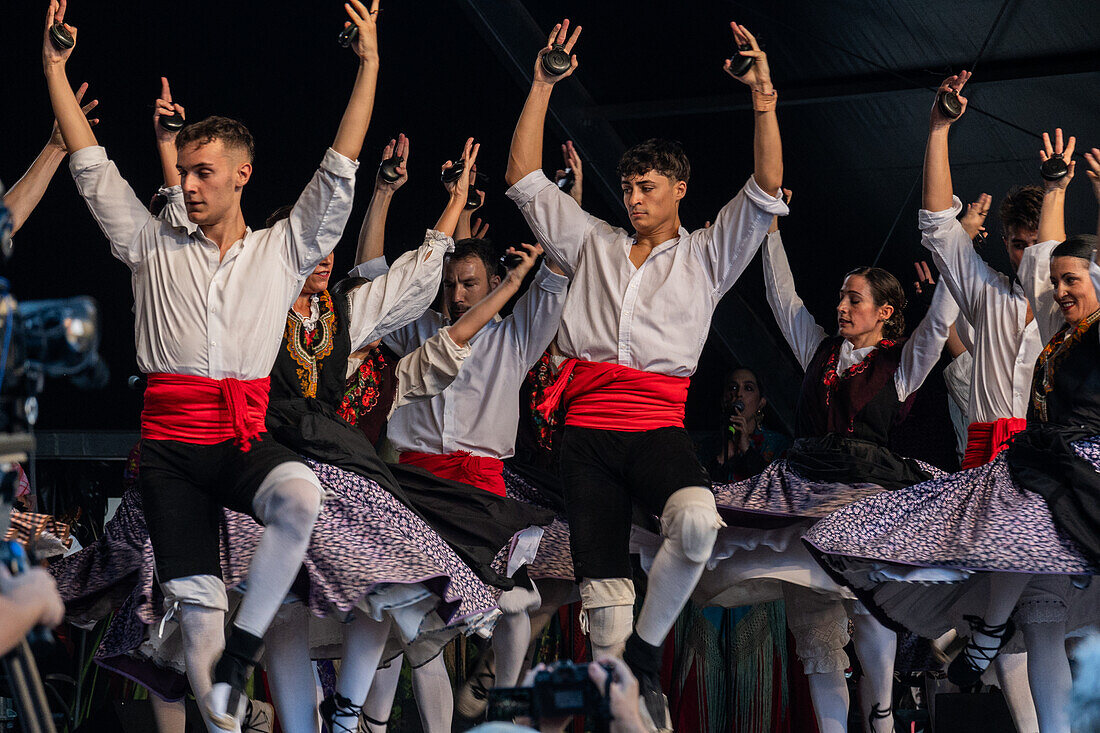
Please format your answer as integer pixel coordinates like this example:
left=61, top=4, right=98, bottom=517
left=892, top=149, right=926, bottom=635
left=755, top=410, right=764, bottom=428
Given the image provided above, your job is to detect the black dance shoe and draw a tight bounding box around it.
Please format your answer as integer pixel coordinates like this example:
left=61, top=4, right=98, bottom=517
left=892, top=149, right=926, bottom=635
left=868, top=703, right=893, bottom=732
left=946, top=614, right=1015, bottom=688
left=206, top=628, right=264, bottom=730
left=319, top=692, right=365, bottom=733
left=624, top=633, right=672, bottom=731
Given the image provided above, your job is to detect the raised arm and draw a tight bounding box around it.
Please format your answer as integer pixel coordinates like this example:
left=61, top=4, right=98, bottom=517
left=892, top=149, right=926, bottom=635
left=330, top=0, right=381, bottom=161
left=435, top=138, right=479, bottom=238
left=1038, top=128, right=1076, bottom=244
left=153, top=77, right=185, bottom=188
left=3, top=83, right=97, bottom=235
left=923, top=72, right=971, bottom=212
left=505, top=249, right=570, bottom=367
left=505, top=19, right=581, bottom=187
left=354, top=134, right=409, bottom=266
left=42, top=1, right=96, bottom=155
left=760, top=216, right=827, bottom=371
left=895, top=272, right=960, bottom=400
left=723, top=23, right=781, bottom=195
left=450, top=242, right=543, bottom=346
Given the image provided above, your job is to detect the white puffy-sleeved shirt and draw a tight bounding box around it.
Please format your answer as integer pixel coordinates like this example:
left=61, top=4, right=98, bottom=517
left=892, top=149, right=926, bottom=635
left=380, top=264, right=569, bottom=459
left=70, top=145, right=358, bottom=380
left=506, top=171, right=789, bottom=377
left=761, top=230, right=958, bottom=400
left=919, top=197, right=1043, bottom=424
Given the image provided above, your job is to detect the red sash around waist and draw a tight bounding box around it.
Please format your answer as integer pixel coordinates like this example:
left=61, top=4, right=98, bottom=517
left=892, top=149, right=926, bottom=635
left=140, top=373, right=270, bottom=452
left=535, top=359, right=689, bottom=432
left=399, top=451, right=506, bottom=496
left=960, top=417, right=1027, bottom=469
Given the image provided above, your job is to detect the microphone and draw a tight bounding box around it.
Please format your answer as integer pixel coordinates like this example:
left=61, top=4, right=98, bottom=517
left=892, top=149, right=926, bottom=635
left=128, top=375, right=147, bottom=390
left=727, top=400, right=745, bottom=437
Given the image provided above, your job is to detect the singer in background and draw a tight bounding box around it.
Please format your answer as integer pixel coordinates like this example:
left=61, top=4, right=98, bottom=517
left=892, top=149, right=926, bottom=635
left=704, top=365, right=791, bottom=482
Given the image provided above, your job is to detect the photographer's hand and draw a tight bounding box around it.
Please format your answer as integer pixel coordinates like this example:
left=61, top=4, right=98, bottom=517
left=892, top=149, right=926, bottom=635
left=589, top=658, right=649, bottom=733
left=0, top=565, right=64, bottom=655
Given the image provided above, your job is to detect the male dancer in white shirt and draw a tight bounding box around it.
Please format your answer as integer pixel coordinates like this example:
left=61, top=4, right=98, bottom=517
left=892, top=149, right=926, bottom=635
left=42, top=0, right=381, bottom=728
left=504, top=19, right=786, bottom=725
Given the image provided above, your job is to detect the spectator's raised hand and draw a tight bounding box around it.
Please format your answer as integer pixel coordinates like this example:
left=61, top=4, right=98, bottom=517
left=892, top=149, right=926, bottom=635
left=959, top=192, right=991, bottom=241
left=534, top=19, right=581, bottom=84
left=1040, top=128, right=1077, bottom=192
left=930, top=71, right=971, bottom=129
left=723, top=22, right=771, bottom=92
left=49, top=81, right=98, bottom=152
left=153, top=77, right=185, bottom=144
left=376, top=133, right=409, bottom=191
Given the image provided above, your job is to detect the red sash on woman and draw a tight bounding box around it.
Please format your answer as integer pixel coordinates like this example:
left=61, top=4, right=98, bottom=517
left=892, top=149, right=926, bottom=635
left=536, top=359, right=689, bottom=432
left=399, top=451, right=506, bottom=496
left=960, top=417, right=1027, bottom=469
left=140, top=373, right=270, bottom=452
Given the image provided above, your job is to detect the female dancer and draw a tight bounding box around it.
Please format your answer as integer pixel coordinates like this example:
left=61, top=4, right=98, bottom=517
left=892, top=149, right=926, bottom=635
left=806, top=137, right=1100, bottom=733
left=665, top=201, right=958, bottom=733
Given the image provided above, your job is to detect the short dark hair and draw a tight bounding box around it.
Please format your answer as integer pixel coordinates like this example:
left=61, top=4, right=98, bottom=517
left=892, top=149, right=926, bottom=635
left=176, top=115, right=256, bottom=162
left=999, top=185, right=1043, bottom=233
left=447, top=238, right=501, bottom=279
left=617, top=138, right=690, bottom=183
left=845, top=266, right=907, bottom=340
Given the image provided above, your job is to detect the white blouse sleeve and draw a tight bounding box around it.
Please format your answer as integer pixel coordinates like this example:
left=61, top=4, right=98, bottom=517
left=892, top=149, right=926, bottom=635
left=761, top=230, right=827, bottom=371
left=894, top=280, right=960, bottom=400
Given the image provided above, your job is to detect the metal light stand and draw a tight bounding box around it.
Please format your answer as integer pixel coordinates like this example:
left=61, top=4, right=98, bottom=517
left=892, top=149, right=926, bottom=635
left=1, top=433, right=59, bottom=733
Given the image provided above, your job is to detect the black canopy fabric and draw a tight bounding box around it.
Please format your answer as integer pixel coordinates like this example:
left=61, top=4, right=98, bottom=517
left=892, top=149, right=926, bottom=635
left=3, top=0, right=1097, bottom=433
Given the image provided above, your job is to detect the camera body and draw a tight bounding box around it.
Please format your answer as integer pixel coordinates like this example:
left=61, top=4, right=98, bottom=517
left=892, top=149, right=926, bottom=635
left=488, top=660, right=613, bottom=724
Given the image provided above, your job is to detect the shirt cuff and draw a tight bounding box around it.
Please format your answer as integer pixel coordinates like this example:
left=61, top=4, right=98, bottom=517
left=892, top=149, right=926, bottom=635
left=69, top=145, right=108, bottom=175
left=321, top=147, right=360, bottom=179
left=533, top=262, right=569, bottom=292
left=918, top=195, right=964, bottom=230
left=505, top=170, right=556, bottom=208
left=743, top=176, right=789, bottom=216
left=348, top=256, right=390, bottom=281
left=425, top=228, right=456, bottom=253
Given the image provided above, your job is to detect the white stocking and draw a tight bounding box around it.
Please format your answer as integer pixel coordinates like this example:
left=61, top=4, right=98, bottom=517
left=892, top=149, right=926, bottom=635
left=411, top=655, right=453, bottom=733
left=263, top=607, right=321, bottom=733
left=361, top=658, right=401, bottom=732
left=784, top=585, right=851, bottom=733
left=1022, top=621, right=1071, bottom=733
left=962, top=573, right=1032, bottom=676
left=494, top=585, right=540, bottom=688
left=805, top=670, right=850, bottom=733
left=332, top=614, right=393, bottom=732
left=236, top=478, right=322, bottom=638
left=178, top=603, right=228, bottom=733
left=850, top=609, right=896, bottom=733
left=994, top=653, right=1038, bottom=733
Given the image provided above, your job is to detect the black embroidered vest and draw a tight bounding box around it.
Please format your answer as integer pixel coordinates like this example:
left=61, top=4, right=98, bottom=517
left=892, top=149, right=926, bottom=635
left=795, top=336, right=909, bottom=445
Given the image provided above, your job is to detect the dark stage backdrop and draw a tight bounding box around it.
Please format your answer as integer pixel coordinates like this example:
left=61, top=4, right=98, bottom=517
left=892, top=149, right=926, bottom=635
left=4, top=0, right=1099, bottom=437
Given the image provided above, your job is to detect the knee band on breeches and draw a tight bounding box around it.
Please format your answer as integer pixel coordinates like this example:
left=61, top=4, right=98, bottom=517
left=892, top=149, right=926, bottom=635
left=660, top=486, right=723, bottom=563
